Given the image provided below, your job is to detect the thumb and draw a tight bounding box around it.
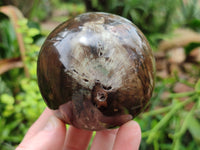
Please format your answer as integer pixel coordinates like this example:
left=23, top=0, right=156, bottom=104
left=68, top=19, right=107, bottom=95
left=16, top=115, right=66, bottom=150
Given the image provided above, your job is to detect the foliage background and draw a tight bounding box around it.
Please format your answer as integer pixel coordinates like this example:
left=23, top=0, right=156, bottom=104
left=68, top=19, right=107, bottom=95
left=0, top=0, right=200, bottom=150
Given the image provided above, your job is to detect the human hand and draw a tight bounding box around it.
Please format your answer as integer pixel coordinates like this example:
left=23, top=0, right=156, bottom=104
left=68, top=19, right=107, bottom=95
left=16, top=108, right=141, bottom=150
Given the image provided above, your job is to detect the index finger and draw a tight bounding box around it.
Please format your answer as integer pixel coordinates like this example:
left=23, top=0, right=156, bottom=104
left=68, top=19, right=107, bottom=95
left=21, top=108, right=55, bottom=142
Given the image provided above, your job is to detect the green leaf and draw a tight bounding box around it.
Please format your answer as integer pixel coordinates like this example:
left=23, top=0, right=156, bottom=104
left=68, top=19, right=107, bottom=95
left=187, top=19, right=200, bottom=31
left=28, top=28, right=40, bottom=37
left=195, top=79, right=200, bottom=94
left=185, top=42, right=200, bottom=55
left=24, top=37, right=33, bottom=44
left=0, top=94, right=14, bottom=105
left=188, top=115, right=200, bottom=144
left=17, top=19, right=28, bottom=27
left=91, top=0, right=98, bottom=8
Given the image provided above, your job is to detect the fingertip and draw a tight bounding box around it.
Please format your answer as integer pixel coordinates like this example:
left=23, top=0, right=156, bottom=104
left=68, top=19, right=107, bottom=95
left=90, top=128, right=118, bottom=150
left=113, top=120, right=141, bottom=150
left=120, top=120, right=142, bottom=144
left=38, top=115, right=66, bottom=148
left=64, top=126, right=92, bottom=150
left=17, top=116, right=66, bottom=150
left=22, top=107, right=54, bottom=142
left=122, top=120, right=141, bottom=137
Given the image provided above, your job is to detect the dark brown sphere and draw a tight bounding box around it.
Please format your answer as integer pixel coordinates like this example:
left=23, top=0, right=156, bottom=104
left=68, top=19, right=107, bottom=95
left=37, top=12, right=155, bottom=130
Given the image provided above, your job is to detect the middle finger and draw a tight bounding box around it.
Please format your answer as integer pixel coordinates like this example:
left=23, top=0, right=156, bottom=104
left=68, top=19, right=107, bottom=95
left=63, top=126, right=93, bottom=150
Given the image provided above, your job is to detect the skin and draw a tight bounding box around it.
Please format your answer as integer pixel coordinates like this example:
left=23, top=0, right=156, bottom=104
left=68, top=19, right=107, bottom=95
left=16, top=108, right=141, bottom=150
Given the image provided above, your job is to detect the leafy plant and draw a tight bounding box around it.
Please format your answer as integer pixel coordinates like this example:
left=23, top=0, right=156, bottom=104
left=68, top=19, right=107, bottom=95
left=28, top=0, right=52, bottom=21
left=83, top=0, right=181, bottom=48
left=179, top=0, right=200, bottom=31
left=136, top=77, right=200, bottom=150
left=0, top=16, right=45, bottom=149
left=0, top=13, right=19, bottom=59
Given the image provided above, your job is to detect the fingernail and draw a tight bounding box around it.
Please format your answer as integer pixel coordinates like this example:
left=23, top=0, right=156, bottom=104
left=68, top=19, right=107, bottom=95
left=44, top=116, right=58, bottom=130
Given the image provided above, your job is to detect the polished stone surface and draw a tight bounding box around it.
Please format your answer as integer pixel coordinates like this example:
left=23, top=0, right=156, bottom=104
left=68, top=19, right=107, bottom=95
left=37, top=12, right=155, bottom=130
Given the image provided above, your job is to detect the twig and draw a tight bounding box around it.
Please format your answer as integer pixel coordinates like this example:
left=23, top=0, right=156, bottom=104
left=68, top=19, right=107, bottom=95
left=0, top=6, right=30, bottom=77
left=0, top=57, right=23, bottom=74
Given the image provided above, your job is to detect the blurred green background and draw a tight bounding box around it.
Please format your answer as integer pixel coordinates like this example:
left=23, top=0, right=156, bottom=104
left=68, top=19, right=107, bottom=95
left=0, top=0, right=200, bottom=149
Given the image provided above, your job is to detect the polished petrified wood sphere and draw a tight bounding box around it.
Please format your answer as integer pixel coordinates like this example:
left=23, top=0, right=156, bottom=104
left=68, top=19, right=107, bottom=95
left=37, top=12, right=155, bottom=130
